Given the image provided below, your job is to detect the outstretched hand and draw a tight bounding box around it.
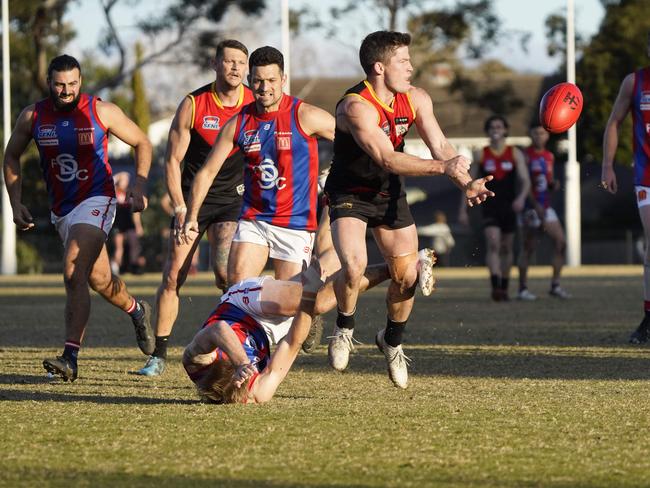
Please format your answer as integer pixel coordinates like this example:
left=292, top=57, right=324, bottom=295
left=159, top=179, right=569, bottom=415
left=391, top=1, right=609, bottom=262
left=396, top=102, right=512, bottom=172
left=465, top=175, right=495, bottom=207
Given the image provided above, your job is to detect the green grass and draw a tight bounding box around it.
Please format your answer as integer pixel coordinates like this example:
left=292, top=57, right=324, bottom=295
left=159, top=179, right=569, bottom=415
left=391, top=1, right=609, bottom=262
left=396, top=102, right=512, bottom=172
left=1, top=267, right=650, bottom=487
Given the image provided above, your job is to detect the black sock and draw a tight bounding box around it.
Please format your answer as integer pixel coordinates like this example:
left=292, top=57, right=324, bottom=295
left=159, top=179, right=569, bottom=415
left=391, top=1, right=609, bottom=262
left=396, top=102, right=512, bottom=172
left=551, top=281, right=560, bottom=290
left=336, top=310, right=355, bottom=330
left=501, top=278, right=509, bottom=292
left=490, top=274, right=500, bottom=290
left=384, top=318, right=406, bottom=347
left=63, top=341, right=80, bottom=367
left=152, top=336, right=170, bottom=359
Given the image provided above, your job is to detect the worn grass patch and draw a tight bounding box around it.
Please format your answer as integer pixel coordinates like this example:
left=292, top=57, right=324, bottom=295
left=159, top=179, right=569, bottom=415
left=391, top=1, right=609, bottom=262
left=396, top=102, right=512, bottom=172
left=1, top=268, right=650, bottom=487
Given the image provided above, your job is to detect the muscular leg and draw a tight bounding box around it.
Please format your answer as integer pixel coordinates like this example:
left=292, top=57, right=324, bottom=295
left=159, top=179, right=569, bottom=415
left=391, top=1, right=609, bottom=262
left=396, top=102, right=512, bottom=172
left=227, top=241, right=270, bottom=284
left=62, top=224, right=106, bottom=344
left=155, top=230, right=203, bottom=338
left=373, top=224, right=419, bottom=322
left=331, top=217, right=368, bottom=315
left=206, top=221, right=238, bottom=291
left=89, top=245, right=136, bottom=310
left=273, top=259, right=303, bottom=281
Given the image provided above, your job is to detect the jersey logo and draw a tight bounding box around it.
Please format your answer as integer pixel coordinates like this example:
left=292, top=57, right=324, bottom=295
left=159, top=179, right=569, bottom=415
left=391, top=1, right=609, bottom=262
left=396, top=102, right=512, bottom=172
left=484, top=159, right=496, bottom=173
left=38, top=125, right=59, bottom=146
left=394, top=117, right=409, bottom=137
left=243, top=129, right=261, bottom=153
left=51, top=154, right=88, bottom=182
left=277, top=132, right=292, bottom=150
left=254, top=158, right=286, bottom=190
left=78, top=131, right=94, bottom=145
left=91, top=209, right=100, bottom=217
left=202, top=116, right=221, bottom=130
left=640, top=92, right=650, bottom=111
left=236, top=184, right=245, bottom=196
left=381, top=121, right=390, bottom=136
left=501, top=161, right=514, bottom=171
left=638, top=189, right=647, bottom=202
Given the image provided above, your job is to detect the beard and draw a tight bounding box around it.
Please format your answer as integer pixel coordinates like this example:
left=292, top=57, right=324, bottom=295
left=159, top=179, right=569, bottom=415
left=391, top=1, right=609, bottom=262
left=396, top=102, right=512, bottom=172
left=50, top=89, right=81, bottom=112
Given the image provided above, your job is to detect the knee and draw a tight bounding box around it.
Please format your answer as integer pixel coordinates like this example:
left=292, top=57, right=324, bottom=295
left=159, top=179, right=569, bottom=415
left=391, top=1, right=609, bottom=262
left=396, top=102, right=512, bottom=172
left=162, top=267, right=185, bottom=293
left=63, top=265, right=89, bottom=290
left=387, top=252, right=418, bottom=293
left=341, top=256, right=366, bottom=283
left=556, top=239, right=566, bottom=254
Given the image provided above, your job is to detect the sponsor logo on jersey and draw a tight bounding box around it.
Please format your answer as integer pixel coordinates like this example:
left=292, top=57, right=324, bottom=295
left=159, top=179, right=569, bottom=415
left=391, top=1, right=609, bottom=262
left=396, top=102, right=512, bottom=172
left=62, top=121, right=69, bottom=127
left=51, top=153, right=88, bottom=182
left=646, top=123, right=650, bottom=135
left=236, top=184, right=245, bottom=196
left=78, top=131, right=94, bottom=145
left=484, top=159, right=496, bottom=173
left=641, top=91, right=650, bottom=111
left=277, top=131, right=292, bottom=150
left=394, top=117, right=409, bottom=137
left=202, top=115, right=220, bottom=130
left=501, top=161, right=514, bottom=171
left=381, top=121, right=390, bottom=136
left=242, top=129, right=261, bottom=153
left=91, top=209, right=100, bottom=217
left=38, top=124, right=59, bottom=146
left=254, top=158, right=286, bottom=190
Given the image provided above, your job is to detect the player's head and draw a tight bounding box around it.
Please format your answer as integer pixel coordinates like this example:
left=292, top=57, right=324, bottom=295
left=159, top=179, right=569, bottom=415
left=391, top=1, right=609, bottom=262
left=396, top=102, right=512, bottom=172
left=529, top=123, right=549, bottom=149
left=193, top=360, right=249, bottom=404
left=484, top=114, right=509, bottom=142
left=248, top=46, right=286, bottom=109
left=47, top=54, right=82, bottom=111
left=359, top=31, right=413, bottom=93
left=214, top=39, right=248, bottom=89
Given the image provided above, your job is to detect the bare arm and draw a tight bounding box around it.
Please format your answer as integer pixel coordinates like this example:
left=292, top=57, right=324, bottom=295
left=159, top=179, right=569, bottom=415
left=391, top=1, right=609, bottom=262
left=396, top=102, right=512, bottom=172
left=164, top=97, right=193, bottom=227
left=298, top=103, right=335, bottom=141
left=602, top=72, right=634, bottom=194
left=96, top=100, right=153, bottom=211
left=182, top=321, right=251, bottom=372
left=512, top=147, right=531, bottom=213
left=337, top=96, right=450, bottom=177
left=3, top=105, right=36, bottom=230
left=181, top=116, right=237, bottom=244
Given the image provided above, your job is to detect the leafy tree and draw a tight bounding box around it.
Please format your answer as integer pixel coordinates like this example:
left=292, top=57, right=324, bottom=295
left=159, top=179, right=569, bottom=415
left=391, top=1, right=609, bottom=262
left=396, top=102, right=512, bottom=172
left=130, top=42, right=150, bottom=133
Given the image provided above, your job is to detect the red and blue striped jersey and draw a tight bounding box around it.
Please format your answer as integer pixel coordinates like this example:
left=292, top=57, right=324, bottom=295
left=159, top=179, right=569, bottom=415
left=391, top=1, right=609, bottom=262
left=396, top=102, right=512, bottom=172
left=524, top=146, right=554, bottom=208
left=233, top=95, right=319, bottom=231
left=31, top=93, right=115, bottom=216
left=632, top=67, right=650, bottom=186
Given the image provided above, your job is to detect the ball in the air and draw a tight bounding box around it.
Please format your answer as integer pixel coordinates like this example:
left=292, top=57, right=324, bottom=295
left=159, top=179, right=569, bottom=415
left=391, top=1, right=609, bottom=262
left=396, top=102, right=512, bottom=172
left=539, top=82, right=583, bottom=133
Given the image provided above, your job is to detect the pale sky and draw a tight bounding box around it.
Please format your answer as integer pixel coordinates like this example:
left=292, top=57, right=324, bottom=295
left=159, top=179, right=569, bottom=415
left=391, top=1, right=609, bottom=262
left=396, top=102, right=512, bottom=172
left=64, top=0, right=605, bottom=111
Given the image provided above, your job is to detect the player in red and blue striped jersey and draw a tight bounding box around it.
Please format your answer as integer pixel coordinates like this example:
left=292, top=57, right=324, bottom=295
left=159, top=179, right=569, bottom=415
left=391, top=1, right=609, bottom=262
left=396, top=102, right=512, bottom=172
left=602, top=30, right=650, bottom=343
left=2, top=55, right=154, bottom=381
left=517, top=124, right=569, bottom=301
left=182, top=46, right=335, bottom=285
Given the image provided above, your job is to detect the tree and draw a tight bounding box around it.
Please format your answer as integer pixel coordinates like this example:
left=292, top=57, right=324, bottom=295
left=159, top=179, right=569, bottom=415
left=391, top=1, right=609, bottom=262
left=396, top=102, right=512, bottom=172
left=131, top=42, right=150, bottom=134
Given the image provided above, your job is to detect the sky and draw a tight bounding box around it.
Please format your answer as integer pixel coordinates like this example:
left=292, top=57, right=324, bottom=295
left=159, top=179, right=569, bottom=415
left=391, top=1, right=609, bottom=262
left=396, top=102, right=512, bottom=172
left=64, top=0, right=605, bottom=111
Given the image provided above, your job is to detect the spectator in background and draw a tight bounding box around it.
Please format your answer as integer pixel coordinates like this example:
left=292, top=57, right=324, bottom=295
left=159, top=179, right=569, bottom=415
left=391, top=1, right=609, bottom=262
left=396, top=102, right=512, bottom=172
left=110, top=172, right=145, bottom=275
left=418, top=211, right=455, bottom=266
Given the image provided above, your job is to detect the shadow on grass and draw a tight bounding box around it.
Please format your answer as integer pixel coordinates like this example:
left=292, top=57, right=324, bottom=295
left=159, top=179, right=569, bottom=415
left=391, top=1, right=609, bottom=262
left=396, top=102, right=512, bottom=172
left=294, top=347, right=650, bottom=381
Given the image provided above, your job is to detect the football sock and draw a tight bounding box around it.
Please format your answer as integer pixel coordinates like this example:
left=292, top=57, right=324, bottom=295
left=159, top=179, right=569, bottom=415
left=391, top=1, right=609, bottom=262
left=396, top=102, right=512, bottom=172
left=384, top=318, right=406, bottom=347
left=63, top=340, right=80, bottom=367
left=551, top=281, right=560, bottom=290
left=644, top=301, right=650, bottom=320
left=152, top=336, right=170, bottom=359
left=336, top=309, right=356, bottom=330
left=490, top=274, right=500, bottom=290
left=501, top=277, right=509, bottom=292
left=126, top=298, right=144, bottom=321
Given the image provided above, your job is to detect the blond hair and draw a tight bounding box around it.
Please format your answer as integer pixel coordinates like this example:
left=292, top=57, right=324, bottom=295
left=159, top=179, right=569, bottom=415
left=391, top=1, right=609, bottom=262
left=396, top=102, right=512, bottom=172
left=194, top=361, right=250, bottom=404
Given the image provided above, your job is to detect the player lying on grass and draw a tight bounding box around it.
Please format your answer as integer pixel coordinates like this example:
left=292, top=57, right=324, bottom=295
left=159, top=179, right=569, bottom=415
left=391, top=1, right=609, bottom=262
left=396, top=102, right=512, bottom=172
left=182, top=247, right=435, bottom=404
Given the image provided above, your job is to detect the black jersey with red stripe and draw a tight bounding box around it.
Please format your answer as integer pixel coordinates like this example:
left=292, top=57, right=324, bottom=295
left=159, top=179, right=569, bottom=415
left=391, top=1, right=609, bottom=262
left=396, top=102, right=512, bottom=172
left=478, top=145, right=517, bottom=206
left=181, top=82, right=254, bottom=205
left=325, top=80, right=416, bottom=197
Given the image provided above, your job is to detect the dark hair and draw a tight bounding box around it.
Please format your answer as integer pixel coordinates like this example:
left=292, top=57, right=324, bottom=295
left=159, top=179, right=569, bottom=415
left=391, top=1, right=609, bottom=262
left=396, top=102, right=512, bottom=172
left=529, top=121, right=545, bottom=131
left=359, top=31, right=411, bottom=75
left=47, top=54, right=81, bottom=79
left=216, top=39, right=248, bottom=60
left=484, top=114, right=509, bottom=134
left=249, top=46, right=284, bottom=73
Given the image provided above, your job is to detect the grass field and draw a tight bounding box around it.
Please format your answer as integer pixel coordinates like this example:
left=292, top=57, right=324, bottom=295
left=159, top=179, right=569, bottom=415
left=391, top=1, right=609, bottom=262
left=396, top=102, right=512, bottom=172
left=2, top=266, right=650, bottom=487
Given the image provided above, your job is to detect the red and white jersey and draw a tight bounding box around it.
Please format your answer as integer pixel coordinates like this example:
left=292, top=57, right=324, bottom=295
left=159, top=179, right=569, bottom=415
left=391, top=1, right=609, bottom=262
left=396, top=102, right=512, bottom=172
left=233, top=95, right=320, bottom=231
left=524, top=146, right=554, bottom=209
left=32, top=93, right=115, bottom=216
left=479, top=145, right=517, bottom=204
left=632, top=67, right=650, bottom=186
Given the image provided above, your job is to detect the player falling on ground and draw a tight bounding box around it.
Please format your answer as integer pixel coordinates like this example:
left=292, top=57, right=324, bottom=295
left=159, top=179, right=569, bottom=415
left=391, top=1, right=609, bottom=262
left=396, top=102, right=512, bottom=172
left=182, top=245, right=435, bottom=403
left=2, top=55, right=154, bottom=381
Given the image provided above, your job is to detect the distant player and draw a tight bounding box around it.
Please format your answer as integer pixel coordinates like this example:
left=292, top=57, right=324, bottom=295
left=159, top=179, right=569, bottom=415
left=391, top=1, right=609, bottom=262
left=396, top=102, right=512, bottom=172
left=459, top=115, right=530, bottom=301
left=2, top=55, right=154, bottom=381
left=602, top=30, right=650, bottom=343
left=517, top=124, right=570, bottom=300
